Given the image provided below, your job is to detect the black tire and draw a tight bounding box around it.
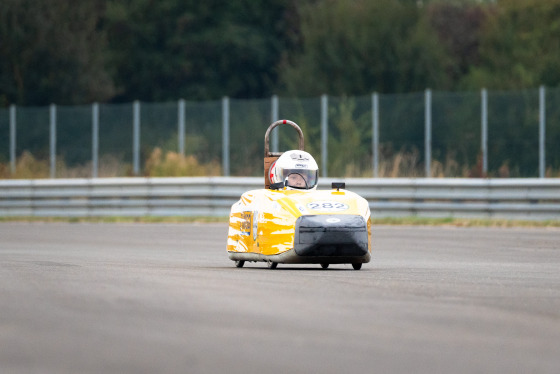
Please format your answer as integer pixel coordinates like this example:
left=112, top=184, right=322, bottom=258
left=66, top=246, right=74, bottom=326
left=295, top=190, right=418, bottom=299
left=320, top=263, right=329, bottom=269
left=235, top=260, right=245, bottom=268
left=267, top=261, right=278, bottom=269
left=352, top=263, right=362, bottom=270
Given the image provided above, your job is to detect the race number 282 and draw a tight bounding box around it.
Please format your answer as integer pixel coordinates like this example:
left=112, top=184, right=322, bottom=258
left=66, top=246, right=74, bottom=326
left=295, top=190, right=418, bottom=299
left=306, top=201, right=348, bottom=212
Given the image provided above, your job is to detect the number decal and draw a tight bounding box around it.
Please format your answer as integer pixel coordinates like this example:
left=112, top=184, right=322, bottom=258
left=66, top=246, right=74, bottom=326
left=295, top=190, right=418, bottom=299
left=306, top=201, right=349, bottom=212
left=240, top=210, right=258, bottom=240
left=241, top=211, right=252, bottom=235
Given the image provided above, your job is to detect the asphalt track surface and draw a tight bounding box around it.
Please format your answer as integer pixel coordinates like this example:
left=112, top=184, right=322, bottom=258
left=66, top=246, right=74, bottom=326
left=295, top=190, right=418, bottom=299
left=1, top=223, right=559, bottom=374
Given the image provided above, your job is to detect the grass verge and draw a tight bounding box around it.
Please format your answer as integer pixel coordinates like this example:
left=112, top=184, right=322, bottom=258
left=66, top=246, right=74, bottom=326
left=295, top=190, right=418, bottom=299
left=371, top=217, right=560, bottom=228
left=0, top=216, right=227, bottom=224
left=1, top=216, right=559, bottom=228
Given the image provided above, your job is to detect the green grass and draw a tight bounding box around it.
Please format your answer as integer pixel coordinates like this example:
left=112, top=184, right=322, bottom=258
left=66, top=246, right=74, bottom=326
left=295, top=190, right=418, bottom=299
left=0, top=216, right=228, bottom=224
left=1, top=216, right=559, bottom=228
left=372, top=217, right=560, bottom=228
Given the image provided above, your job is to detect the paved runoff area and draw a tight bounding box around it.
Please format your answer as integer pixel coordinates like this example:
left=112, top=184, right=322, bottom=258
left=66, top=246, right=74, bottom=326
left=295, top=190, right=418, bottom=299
left=1, top=223, right=559, bottom=374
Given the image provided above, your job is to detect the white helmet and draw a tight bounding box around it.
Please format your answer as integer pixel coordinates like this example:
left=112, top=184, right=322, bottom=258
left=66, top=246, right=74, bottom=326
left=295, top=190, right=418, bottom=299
left=269, top=150, right=319, bottom=190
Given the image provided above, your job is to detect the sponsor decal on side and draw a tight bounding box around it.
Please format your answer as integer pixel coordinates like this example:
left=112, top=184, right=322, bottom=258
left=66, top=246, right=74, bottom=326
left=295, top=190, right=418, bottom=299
left=241, top=211, right=252, bottom=236
left=252, top=210, right=259, bottom=240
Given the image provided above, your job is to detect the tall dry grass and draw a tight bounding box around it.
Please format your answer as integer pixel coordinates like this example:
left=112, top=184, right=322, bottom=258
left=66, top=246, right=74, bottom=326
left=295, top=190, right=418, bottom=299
left=376, top=149, right=471, bottom=178
left=1, top=148, right=557, bottom=179
left=0, top=151, right=50, bottom=179
left=0, top=149, right=221, bottom=179
left=144, top=148, right=221, bottom=177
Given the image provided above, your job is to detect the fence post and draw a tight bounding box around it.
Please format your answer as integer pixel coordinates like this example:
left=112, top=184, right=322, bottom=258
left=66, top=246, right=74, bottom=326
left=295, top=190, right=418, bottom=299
left=425, top=89, right=432, bottom=178
left=271, top=95, right=279, bottom=153
left=222, top=97, right=230, bottom=176
left=178, top=99, right=185, bottom=156
left=9, top=104, right=16, bottom=174
left=481, top=88, right=488, bottom=176
left=321, top=94, right=328, bottom=178
left=539, top=85, right=546, bottom=178
left=92, top=103, right=99, bottom=178
left=50, top=104, right=57, bottom=178
left=372, top=93, right=379, bottom=178
left=133, top=100, right=140, bottom=175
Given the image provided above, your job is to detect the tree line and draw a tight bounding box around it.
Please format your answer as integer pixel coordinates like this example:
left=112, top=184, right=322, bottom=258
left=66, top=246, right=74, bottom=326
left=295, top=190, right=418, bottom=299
left=1, top=0, right=560, bottom=107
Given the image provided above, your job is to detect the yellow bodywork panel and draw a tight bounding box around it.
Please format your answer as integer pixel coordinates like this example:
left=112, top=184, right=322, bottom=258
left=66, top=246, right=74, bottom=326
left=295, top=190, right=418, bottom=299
left=227, top=188, right=371, bottom=256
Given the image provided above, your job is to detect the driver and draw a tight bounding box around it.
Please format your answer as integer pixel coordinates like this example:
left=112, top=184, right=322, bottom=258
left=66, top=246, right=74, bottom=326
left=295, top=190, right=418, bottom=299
left=269, top=150, right=319, bottom=190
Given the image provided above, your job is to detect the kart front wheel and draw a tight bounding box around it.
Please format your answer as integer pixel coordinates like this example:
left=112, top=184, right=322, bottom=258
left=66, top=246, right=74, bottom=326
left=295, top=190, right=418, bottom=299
left=267, top=261, right=278, bottom=269
left=352, top=263, right=362, bottom=270
left=235, top=260, right=245, bottom=268
left=320, top=263, right=329, bottom=269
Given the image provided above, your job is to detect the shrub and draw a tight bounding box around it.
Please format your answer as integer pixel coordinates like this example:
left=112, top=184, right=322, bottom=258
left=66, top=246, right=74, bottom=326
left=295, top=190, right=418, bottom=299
left=144, top=148, right=221, bottom=177
left=0, top=152, right=50, bottom=179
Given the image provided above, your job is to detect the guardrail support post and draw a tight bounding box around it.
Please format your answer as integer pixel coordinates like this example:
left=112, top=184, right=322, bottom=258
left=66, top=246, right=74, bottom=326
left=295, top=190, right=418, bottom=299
left=133, top=100, right=140, bottom=175
left=425, top=89, right=432, bottom=178
left=321, top=94, right=328, bottom=178
left=9, top=104, right=16, bottom=174
left=178, top=99, right=185, bottom=156
left=372, top=93, right=379, bottom=178
left=50, top=104, right=57, bottom=178
left=539, top=85, right=546, bottom=178
left=222, top=97, right=230, bottom=176
left=92, top=103, right=99, bottom=178
left=481, top=88, right=488, bottom=176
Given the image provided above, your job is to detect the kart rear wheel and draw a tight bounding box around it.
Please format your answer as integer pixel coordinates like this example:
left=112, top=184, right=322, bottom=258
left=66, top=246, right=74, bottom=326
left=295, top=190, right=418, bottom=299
left=267, top=261, right=278, bottom=269
left=235, top=260, right=245, bottom=268
left=352, top=263, right=362, bottom=270
left=320, top=263, right=329, bottom=269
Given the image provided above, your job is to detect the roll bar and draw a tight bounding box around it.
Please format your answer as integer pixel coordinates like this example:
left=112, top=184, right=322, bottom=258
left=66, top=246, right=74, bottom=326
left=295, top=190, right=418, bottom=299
left=263, top=120, right=305, bottom=188
left=264, top=119, right=304, bottom=157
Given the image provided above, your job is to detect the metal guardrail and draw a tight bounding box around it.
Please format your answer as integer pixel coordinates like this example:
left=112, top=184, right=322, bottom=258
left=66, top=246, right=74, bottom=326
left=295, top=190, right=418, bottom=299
left=0, top=177, right=559, bottom=220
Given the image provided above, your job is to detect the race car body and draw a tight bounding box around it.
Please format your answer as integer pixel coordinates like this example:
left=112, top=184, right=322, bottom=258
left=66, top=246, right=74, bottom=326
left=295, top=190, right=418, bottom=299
left=227, top=185, right=371, bottom=269
left=226, top=119, right=371, bottom=270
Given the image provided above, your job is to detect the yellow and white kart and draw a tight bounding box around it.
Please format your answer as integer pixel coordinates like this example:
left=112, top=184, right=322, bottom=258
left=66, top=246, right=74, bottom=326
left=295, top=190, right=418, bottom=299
left=227, top=120, right=371, bottom=270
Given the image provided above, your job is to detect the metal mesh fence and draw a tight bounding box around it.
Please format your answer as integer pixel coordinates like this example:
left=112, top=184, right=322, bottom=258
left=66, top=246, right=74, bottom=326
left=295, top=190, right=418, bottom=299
left=98, top=103, right=133, bottom=177
left=432, top=91, right=480, bottom=177
left=230, top=98, right=270, bottom=176
left=278, top=96, right=322, bottom=160
left=184, top=100, right=222, bottom=167
left=379, top=92, right=425, bottom=177
left=140, top=101, right=178, bottom=156
left=488, top=89, right=539, bottom=178
left=328, top=95, right=373, bottom=177
left=1, top=89, right=559, bottom=178
left=17, top=106, right=50, bottom=160
left=57, top=105, right=92, bottom=177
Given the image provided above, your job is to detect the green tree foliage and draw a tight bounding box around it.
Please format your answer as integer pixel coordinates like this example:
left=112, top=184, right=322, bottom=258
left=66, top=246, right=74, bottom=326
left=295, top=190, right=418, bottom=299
left=462, top=0, right=560, bottom=89
left=104, top=0, right=298, bottom=102
left=1, top=0, right=560, bottom=107
left=425, top=1, right=488, bottom=86
left=0, top=0, right=114, bottom=106
left=279, top=0, right=451, bottom=96
left=455, top=0, right=560, bottom=177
